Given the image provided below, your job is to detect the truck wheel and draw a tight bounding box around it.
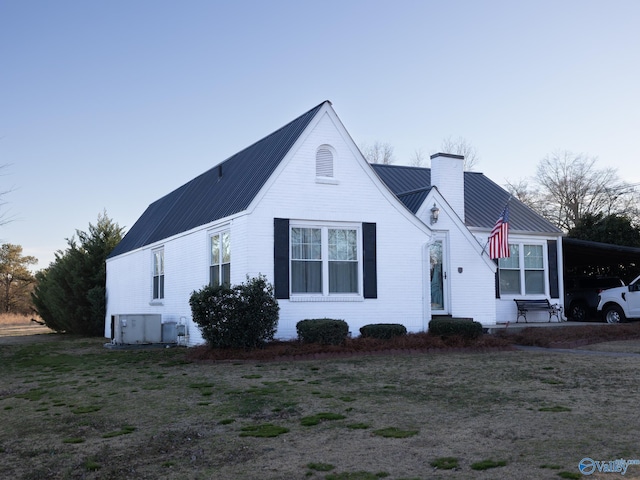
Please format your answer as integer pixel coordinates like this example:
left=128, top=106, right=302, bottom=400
left=603, top=305, right=625, bottom=324
left=568, top=301, right=588, bottom=322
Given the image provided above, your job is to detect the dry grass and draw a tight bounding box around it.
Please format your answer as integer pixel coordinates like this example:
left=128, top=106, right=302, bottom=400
left=2, top=326, right=640, bottom=479
left=0, top=313, right=50, bottom=338
left=0, top=313, right=40, bottom=326
left=495, top=322, right=640, bottom=348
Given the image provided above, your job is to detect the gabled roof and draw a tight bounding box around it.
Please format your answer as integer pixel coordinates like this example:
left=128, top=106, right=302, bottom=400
left=109, top=101, right=327, bottom=258
left=371, top=164, right=562, bottom=234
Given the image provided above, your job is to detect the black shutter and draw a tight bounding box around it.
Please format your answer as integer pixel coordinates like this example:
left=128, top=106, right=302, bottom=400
left=548, top=240, right=559, bottom=299
left=494, top=259, right=500, bottom=299
left=274, top=218, right=290, bottom=299
left=362, top=222, right=377, bottom=299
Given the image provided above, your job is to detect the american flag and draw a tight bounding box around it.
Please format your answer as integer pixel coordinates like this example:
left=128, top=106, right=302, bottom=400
left=489, top=206, right=510, bottom=259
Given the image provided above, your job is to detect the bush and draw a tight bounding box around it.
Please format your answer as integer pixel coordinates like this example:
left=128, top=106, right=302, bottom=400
left=359, top=323, right=407, bottom=340
left=296, top=319, right=349, bottom=345
left=428, top=317, right=483, bottom=339
left=189, top=275, right=279, bottom=349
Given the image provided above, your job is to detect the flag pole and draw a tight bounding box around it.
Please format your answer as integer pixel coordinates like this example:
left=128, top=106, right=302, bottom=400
left=481, top=239, right=489, bottom=256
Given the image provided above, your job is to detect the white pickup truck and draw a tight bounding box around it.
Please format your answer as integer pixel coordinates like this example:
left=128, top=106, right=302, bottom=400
left=597, top=275, right=640, bottom=323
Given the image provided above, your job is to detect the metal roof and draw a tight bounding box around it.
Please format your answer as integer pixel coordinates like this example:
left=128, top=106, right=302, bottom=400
left=371, top=164, right=562, bottom=234
left=109, top=101, right=327, bottom=258
left=110, top=103, right=562, bottom=259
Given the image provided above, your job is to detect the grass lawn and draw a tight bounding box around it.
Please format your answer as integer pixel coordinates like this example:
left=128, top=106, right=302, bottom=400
left=2, top=328, right=640, bottom=479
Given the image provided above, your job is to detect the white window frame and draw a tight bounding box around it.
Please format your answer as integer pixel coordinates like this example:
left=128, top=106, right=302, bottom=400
left=498, top=240, right=548, bottom=297
left=209, top=230, right=230, bottom=287
left=151, top=248, right=164, bottom=302
left=290, top=221, right=362, bottom=300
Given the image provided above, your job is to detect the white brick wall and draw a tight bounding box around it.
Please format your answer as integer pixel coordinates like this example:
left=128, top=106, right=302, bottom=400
left=431, top=154, right=465, bottom=222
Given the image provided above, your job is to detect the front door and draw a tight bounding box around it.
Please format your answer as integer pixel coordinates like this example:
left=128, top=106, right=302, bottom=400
left=430, top=236, right=449, bottom=315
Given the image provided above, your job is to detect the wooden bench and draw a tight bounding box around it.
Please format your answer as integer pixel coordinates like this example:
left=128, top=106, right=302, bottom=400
left=513, top=299, right=562, bottom=323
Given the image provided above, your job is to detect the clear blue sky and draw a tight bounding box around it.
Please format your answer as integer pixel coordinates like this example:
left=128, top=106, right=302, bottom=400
left=2, top=0, right=639, bottom=270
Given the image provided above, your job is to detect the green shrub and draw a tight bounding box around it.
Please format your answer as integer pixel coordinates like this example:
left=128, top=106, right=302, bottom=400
left=428, top=317, right=483, bottom=339
left=307, top=463, right=335, bottom=472
left=189, top=275, right=279, bottom=349
left=359, top=323, right=407, bottom=339
left=239, top=423, right=289, bottom=437
left=300, top=412, right=346, bottom=426
left=470, top=459, right=507, bottom=470
left=372, top=427, right=419, bottom=438
left=296, top=319, right=349, bottom=345
left=430, top=457, right=459, bottom=470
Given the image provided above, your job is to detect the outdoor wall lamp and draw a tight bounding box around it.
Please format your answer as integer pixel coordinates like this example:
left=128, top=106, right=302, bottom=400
left=430, top=203, right=440, bottom=224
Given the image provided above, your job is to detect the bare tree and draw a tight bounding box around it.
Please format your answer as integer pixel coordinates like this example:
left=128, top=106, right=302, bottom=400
left=361, top=141, right=396, bottom=165
left=508, top=151, right=638, bottom=232
left=408, top=148, right=427, bottom=167
left=441, top=136, right=479, bottom=171
left=505, top=179, right=542, bottom=209
left=0, top=164, right=14, bottom=227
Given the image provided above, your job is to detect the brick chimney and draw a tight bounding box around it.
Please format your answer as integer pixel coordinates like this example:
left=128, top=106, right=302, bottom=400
left=430, top=153, right=464, bottom=222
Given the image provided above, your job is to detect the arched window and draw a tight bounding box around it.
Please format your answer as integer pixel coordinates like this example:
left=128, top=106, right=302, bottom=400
left=316, top=146, right=334, bottom=178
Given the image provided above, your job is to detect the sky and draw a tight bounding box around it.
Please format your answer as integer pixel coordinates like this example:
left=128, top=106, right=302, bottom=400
left=2, top=0, right=639, bottom=270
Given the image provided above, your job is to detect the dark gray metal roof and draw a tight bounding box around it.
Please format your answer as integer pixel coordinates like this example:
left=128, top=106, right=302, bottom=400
left=397, top=188, right=431, bottom=213
left=372, top=164, right=562, bottom=234
left=109, top=101, right=327, bottom=258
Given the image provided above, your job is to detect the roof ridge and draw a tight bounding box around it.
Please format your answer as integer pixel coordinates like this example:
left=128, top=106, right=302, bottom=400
left=206, top=100, right=330, bottom=172
left=373, top=163, right=430, bottom=171
left=397, top=186, right=431, bottom=197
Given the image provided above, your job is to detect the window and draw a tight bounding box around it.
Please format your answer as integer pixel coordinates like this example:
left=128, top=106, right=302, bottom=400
left=498, top=243, right=546, bottom=295
left=210, top=231, right=230, bottom=287
left=290, top=225, right=359, bottom=296
left=152, top=249, right=164, bottom=300
left=316, top=146, right=334, bottom=177
left=523, top=244, right=545, bottom=294
left=291, top=227, right=322, bottom=293
left=328, top=229, right=358, bottom=293
left=274, top=219, right=376, bottom=300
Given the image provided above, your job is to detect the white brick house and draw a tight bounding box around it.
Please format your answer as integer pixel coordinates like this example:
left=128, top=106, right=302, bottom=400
left=105, top=101, right=564, bottom=345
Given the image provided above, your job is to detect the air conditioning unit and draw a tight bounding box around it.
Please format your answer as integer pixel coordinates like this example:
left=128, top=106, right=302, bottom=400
left=112, top=314, right=162, bottom=344
left=162, top=321, right=177, bottom=343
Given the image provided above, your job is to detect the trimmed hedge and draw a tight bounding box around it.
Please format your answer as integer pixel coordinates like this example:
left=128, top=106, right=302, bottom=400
left=359, top=323, right=407, bottom=340
left=296, top=319, right=349, bottom=345
left=428, top=317, right=483, bottom=339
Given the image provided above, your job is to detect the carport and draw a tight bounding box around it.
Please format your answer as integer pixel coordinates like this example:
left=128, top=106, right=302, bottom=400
left=563, top=238, right=640, bottom=284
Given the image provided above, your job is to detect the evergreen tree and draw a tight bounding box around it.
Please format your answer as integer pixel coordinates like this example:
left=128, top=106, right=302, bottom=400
left=32, top=212, right=124, bottom=335
left=568, top=213, right=640, bottom=247
left=0, top=244, right=37, bottom=314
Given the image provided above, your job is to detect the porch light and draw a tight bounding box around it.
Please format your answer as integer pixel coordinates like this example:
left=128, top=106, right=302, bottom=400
left=430, top=203, right=440, bottom=224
